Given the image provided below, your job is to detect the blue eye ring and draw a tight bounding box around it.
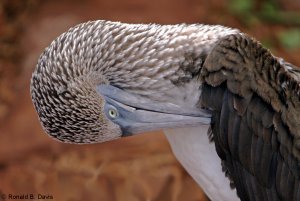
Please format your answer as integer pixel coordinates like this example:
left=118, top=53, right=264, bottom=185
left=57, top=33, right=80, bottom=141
left=108, top=108, right=118, bottom=119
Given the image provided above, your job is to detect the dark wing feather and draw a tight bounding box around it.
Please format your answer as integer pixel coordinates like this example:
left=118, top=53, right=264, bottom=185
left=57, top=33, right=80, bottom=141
left=201, top=33, right=300, bottom=201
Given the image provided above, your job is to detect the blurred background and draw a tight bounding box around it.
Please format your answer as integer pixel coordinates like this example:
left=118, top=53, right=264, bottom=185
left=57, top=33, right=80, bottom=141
left=0, top=0, right=299, bottom=200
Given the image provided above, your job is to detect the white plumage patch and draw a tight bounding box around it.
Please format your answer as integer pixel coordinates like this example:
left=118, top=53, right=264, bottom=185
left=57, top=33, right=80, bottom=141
left=164, top=126, right=239, bottom=201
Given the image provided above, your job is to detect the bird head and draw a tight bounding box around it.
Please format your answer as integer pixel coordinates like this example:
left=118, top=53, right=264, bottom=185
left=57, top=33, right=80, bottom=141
left=30, top=20, right=238, bottom=144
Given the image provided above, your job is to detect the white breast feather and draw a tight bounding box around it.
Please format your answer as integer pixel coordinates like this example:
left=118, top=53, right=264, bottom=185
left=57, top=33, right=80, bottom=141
left=164, top=126, right=240, bottom=201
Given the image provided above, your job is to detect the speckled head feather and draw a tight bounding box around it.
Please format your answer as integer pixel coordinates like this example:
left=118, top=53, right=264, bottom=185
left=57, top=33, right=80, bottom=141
left=30, top=20, right=239, bottom=144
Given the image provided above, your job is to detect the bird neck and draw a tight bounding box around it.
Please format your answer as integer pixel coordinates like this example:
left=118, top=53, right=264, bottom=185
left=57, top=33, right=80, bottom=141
left=83, top=21, right=239, bottom=105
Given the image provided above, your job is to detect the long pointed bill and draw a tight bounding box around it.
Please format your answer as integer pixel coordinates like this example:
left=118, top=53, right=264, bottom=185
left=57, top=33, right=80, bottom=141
left=97, top=85, right=211, bottom=136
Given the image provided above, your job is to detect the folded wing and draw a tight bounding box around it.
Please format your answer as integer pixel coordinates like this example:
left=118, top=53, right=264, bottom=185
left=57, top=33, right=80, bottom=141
left=201, top=33, right=300, bottom=201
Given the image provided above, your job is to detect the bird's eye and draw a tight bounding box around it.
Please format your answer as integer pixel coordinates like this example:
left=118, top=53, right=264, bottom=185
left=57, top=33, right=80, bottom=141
left=108, top=108, right=118, bottom=118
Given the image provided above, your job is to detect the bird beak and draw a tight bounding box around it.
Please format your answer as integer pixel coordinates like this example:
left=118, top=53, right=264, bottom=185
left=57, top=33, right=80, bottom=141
left=97, top=85, right=211, bottom=136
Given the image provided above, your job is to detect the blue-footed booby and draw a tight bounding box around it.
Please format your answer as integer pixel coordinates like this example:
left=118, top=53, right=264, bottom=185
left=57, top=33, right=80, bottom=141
left=30, top=20, right=300, bottom=201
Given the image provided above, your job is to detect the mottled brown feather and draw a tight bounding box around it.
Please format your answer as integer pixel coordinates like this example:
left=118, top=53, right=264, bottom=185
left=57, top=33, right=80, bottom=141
left=201, top=33, right=300, bottom=201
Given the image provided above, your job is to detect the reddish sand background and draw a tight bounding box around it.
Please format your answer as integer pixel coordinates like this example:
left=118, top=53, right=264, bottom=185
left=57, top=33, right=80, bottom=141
left=0, top=0, right=299, bottom=201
